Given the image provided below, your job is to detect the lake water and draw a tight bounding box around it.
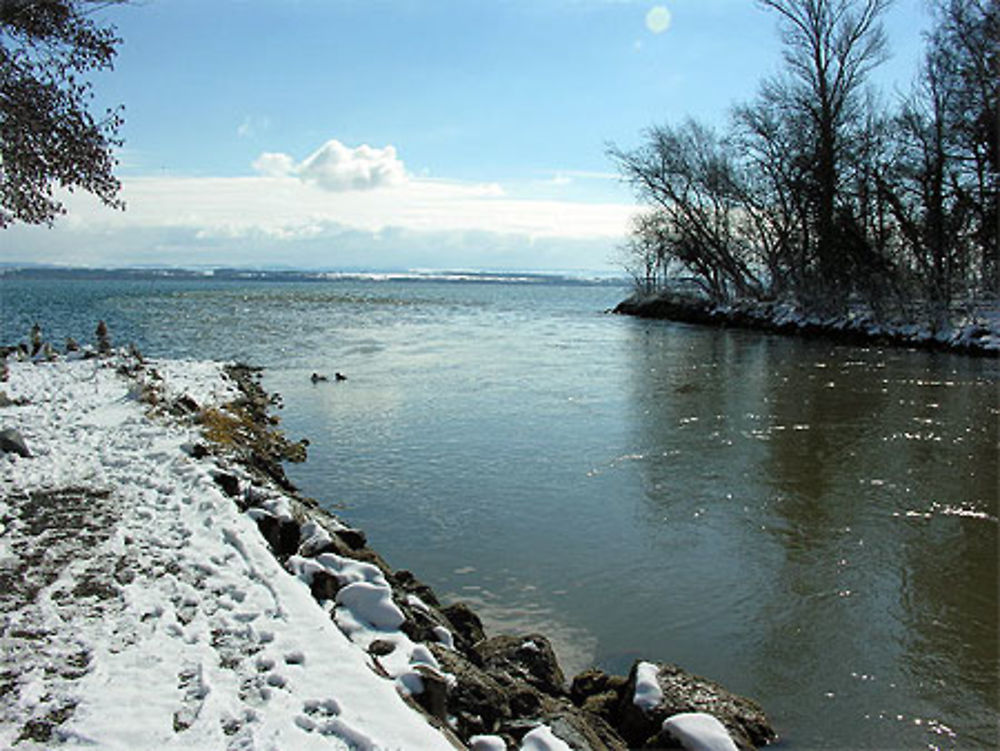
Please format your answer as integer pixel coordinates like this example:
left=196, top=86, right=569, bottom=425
left=3, top=274, right=997, bottom=749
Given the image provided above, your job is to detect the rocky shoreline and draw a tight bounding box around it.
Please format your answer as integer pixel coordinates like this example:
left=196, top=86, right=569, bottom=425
left=2, top=330, right=778, bottom=749
left=613, top=291, right=1000, bottom=358
left=213, top=363, right=777, bottom=750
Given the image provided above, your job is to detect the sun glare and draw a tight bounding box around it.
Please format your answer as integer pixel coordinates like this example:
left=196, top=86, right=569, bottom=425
left=645, top=5, right=672, bottom=34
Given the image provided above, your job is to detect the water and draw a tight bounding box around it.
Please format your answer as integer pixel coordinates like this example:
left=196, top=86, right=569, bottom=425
left=3, top=274, right=997, bottom=749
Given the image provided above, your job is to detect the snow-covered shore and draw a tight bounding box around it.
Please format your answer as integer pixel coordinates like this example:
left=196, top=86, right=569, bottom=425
left=1, top=347, right=776, bottom=750
left=614, top=292, right=1000, bottom=356
left=0, top=354, right=466, bottom=750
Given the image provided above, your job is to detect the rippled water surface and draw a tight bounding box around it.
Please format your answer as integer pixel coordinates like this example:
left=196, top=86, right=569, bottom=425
left=4, top=275, right=998, bottom=748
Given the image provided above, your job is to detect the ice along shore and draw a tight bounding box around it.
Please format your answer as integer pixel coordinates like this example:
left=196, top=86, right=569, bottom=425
left=0, top=337, right=776, bottom=750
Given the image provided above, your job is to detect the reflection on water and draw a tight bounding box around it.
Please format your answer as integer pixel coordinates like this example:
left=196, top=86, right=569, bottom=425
left=626, top=325, right=998, bottom=748
left=4, top=276, right=996, bottom=749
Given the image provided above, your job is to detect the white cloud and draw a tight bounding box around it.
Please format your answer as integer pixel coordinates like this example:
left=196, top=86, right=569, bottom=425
left=251, top=152, right=296, bottom=177
left=254, top=139, right=409, bottom=192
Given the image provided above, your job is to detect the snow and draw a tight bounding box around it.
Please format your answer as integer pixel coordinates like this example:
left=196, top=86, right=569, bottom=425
left=633, top=660, right=664, bottom=711
left=518, top=724, right=573, bottom=751
left=470, top=736, right=508, bottom=751
left=661, top=712, right=740, bottom=751
left=0, top=356, right=456, bottom=750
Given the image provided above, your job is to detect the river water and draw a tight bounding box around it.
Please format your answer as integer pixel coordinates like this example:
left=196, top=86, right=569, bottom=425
left=3, top=274, right=997, bottom=749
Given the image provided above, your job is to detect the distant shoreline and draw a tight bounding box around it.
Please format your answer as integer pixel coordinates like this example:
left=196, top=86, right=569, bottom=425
left=613, top=292, right=1000, bottom=358
left=0, top=265, right=629, bottom=287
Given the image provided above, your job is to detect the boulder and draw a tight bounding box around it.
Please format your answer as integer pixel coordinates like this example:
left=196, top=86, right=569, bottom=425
left=440, top=601, right=486, bottom=652
left=570, top=668, right=628, bottom=726
left=0, top=428, right=31, bottom=458
left=655, top=712, right=741, bottom=751
left=334, top=527, right=367, bottom=550
left=309, top=569, right=342, bottom=602
left=616, top=662, right=776, bottom=750
left=212, top=471, right=241, bottom=498
left=475, top=634, right=566, bottom=697
left=412, top=664, right=450, bottom=721
left=392, top=569, right=441, bottom=607
left=255, top=513, right=301, bottom=559
left=533, top=708, right=628, bottom=751
left=171, top=394, right=200, bottom=415
left=433, top=646, right=513, bottom=738
left=571, top=668, right=628, bottom=706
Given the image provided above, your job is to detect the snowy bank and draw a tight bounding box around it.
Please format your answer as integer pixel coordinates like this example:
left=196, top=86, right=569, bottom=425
left=1, top=341, right=776, bottom=750
left=614, top=291, right=1000, bottom=357
left=0, top=354, right=458, bottom=750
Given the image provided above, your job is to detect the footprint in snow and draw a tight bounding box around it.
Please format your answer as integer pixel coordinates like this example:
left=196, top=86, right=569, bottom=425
left=296, top=697, right=343, bottom=734
left=173, top=663, right=210, bottom=732
left=265, top=672, right=287, bottom=689
left=284, top=650, right=306, bottom=666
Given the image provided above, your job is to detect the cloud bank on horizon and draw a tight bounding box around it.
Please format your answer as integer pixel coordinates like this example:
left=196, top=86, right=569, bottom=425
left=3, top=136, right=636, bottom=272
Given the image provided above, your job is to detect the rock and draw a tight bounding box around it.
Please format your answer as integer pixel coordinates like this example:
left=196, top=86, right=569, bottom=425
left=368, top=640, right=396, bottom=657
left=212, top=471, right=240, bottom=498
left=0, top=428, right=31, bottom=458
left=614, top=291, right=713, bottom=324
left=182, top=443, right=211, bottom=459
left=0, top=391, right=12, bottom=408
left=571, top=668, right=628, bottom=727
left=392, top=569, right=441, bottom=607
left=475, top=634, right=566, bottom=697
left=95, top=320, right=111, bottom=355
left=536, top=708, right=629, bottom=751
left=334, top=527, right=367, bottom=550
left=255, top=514, right=301, bottom=559
left=582, top=690, right=622, bottom=726
left=571, top=669, right=627, bottom=706
left=440, top=601, right=486, bottom=651
left=171, top=395, right=200, bottom=415
left=616, top=662, right=776, bottom=750
left=309, top=569, right=342, bottom=601
left=656, top=712, right=741, bottom=751
left=29, top=323, right=43, bottom=356
left=433, top=646, right=513, bottom=738
left=413, top=664, right=450, bottom=721
left=401, top=599, right=451, bottom=646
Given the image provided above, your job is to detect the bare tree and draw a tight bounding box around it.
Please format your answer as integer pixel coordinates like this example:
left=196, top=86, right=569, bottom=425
left=756, top=0, right=893, bottom=311
left=609, top=120, right=766, bottom=302
left=618, top=211, right=676, bottom=295
left=925, top=0, right=998, bottom=295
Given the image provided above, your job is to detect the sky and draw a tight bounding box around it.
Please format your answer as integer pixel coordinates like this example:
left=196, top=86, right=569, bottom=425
left=2, top=0, right=933, bottom=273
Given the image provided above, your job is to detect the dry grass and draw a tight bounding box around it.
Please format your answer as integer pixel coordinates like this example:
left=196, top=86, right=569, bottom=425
left=197, top=406, right=258, bottom=449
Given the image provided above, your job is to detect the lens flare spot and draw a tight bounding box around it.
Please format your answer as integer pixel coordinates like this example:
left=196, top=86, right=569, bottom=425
left=645, top=6, right=672, bottom=34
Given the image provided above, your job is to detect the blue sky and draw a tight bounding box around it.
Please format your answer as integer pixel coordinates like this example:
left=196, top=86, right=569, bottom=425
left=3, top=0, right=931, bottom=272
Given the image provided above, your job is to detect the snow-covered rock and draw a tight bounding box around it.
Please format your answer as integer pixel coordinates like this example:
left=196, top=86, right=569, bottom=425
left=662, top=712, right=741, bottom=751
left=633, top=660, right=664, bottom=711
left=520, top=723, right=574, bottom=751
left=617, top=661, right=776, bottom=750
